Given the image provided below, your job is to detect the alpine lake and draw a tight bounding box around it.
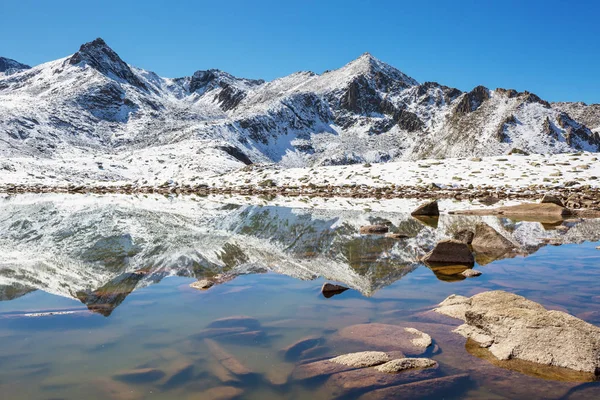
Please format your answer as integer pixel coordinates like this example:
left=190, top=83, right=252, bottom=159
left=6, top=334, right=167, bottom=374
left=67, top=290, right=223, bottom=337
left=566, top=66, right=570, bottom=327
left=0, top=193, right=599, bottom=400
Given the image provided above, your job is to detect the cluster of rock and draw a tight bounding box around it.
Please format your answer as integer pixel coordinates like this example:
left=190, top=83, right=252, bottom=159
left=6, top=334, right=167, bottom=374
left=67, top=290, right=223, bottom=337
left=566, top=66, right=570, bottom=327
left=3, top=182, right=600, bottom=209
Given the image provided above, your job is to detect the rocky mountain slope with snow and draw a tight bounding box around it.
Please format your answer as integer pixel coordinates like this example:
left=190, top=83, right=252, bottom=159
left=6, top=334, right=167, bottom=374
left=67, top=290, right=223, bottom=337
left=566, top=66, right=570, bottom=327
left=1, top=38, right=599, bottom=183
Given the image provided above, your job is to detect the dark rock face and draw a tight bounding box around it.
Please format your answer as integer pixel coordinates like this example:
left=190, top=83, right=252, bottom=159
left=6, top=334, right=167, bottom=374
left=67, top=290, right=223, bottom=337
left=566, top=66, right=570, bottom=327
left=0, top=57, right=31, bottom=73
left=216, top=145, right=252, bottom=165
left=496, top=114, right=518, bottom=142
left=455, top=85, right=490, bottom=115
left=556, top=112, right=600, bottom=148
left=69, top=38, right=148, bottom=90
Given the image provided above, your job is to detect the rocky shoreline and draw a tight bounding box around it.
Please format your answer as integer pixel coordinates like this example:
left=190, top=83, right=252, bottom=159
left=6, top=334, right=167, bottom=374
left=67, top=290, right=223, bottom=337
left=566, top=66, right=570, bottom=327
left=2, top=182, right=600, bottom=209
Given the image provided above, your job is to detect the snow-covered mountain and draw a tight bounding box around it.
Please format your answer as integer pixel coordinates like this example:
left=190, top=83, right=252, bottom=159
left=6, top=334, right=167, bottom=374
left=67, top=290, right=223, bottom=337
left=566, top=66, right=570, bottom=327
left=1, top=38, right=599, bottom=181
left=0, top=57, right=31, bottom=75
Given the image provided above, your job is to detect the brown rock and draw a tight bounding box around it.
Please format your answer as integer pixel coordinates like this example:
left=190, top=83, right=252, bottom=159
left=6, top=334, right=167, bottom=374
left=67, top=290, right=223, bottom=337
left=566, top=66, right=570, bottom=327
left=204, top=339, right=252, bottom=376
left=291, top=359, right=357, bottom=381
left=411, top=200, right=440, bottom=216
left=422, top=239, right=474, bottom=266
left=325, top=363, right=439, bottom=397
left=374, top=358, right=437, bottom=373
left=359, top=225, right=389, bottom=234
left=384, top=232, right=409, bottom=239
left=357, top=374, right=470, bottom=400
left=321, top=282, right=349, bottom=298
left=435, top=291, right=600, bottom=374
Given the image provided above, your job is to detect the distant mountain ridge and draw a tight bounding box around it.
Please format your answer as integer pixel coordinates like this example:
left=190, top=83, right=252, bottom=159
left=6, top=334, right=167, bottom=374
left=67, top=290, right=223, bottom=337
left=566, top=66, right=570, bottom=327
left=1, top=38, right=599, bottom=180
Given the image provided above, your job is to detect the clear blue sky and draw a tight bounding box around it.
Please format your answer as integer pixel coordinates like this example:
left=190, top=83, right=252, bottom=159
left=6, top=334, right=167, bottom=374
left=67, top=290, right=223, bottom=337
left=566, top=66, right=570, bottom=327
left=1, top=0, right=598, bottom=103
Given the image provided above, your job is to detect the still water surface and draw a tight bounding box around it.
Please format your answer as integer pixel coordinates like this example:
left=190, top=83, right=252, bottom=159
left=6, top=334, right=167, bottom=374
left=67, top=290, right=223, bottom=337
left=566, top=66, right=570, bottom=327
left=0, top=194, right=599, bottom=399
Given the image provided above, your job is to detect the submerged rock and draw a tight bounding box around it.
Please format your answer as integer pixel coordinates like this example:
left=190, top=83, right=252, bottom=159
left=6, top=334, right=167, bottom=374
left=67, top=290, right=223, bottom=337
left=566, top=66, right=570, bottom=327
left=336, top=323, right=431, bottom=354
left=435, top=290, right=600, bottom=374
left=359, top=225, right=389, bottom=234
left=281, top=336, right=323, bottom=361
left=357, top=374, right=470, bottom=400
left=330, top=351, right=390, bottom=368
left=204, top=339, right=252, bottom=376
left=112, top=368, right=165, bottom=384
left=374, top=358, right=437, bottom=373
left=422, top=239, right=474, bottom=266
left=190, top=386, right=243, bottom=400
left=321, top=282, right=349, bottom=298
left=411, top=200, right=440, bottom=216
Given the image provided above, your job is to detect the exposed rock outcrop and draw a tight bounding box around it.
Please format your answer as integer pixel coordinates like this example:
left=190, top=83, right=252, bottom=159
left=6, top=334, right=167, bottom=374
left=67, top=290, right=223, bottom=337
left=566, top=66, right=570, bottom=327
left=435, top=291, right=600, bottom=375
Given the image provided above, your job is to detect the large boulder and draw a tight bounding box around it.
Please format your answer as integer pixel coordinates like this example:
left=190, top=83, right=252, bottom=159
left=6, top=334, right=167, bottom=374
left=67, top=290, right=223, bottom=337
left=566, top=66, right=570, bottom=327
left=435, top=291, right=600, bottom=375
left=411, top=200, right=440, bottom=217
left=421, top=239, right=474, bottom=266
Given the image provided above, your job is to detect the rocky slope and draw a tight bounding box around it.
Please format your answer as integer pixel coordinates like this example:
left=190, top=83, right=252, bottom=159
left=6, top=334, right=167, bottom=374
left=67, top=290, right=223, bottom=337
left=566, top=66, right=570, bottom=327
left=1, top=38, right=599, bottom=184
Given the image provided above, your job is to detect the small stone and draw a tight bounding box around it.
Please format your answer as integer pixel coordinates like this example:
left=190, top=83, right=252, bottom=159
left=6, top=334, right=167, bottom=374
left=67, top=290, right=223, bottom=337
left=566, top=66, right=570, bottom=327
left=330, top=351, right=390, bottom=368
left=321, top=282, right=349, bottom=298
left=190, top=279, right=214, bottom=290
left=384, top=232, right=409, bottom=239
left=461, top=269, right=482, bottom=277
left=374, top=358, right=437, bottom=373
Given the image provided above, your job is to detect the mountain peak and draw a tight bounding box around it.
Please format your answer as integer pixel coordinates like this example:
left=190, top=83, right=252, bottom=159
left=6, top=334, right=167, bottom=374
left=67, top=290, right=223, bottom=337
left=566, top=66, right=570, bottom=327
left=69, top=38, right=147, bottom=90
left=340, top=52, right=419, bottom=89
left=0, top=57, right=31, bottom=73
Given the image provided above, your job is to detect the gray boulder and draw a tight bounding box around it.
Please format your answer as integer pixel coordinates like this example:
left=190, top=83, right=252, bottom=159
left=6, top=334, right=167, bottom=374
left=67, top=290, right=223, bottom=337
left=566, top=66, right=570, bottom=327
left=435, top=290, right=600, bottom=375
left=471, top=223, right=515, bottom=252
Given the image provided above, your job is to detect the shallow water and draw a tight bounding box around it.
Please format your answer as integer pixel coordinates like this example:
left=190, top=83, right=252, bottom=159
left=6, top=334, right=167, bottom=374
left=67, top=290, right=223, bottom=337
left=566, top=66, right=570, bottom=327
left=0, top=194, right=599, bottom=399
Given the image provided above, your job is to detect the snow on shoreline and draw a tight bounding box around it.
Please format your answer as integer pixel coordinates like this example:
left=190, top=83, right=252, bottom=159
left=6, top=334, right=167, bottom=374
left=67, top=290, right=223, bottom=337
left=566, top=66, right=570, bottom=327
left=1, top=151, right=598, bottom=193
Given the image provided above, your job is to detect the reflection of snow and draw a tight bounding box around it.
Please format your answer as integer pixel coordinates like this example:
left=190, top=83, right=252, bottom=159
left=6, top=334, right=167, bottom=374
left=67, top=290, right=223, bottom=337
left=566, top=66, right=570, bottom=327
left=0, top=194, right=598, bottom=303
